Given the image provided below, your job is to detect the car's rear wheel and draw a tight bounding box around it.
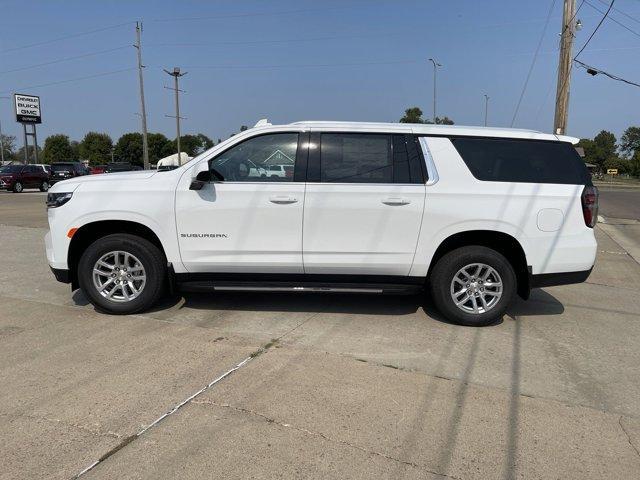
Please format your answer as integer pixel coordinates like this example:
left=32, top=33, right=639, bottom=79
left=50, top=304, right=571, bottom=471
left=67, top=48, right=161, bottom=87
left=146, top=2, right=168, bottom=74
left=12, top=181, right=23, bottom=193
left=78, top=234, right=166, bottom=314
left=39, top=181, right=49, bottom=192
left=429, top=246, right=516, bottom=326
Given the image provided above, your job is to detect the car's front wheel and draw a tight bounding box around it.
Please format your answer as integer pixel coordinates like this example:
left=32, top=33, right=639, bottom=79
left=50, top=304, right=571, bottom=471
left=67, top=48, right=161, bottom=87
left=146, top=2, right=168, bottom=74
left=78, top=234, right=166, bottom=314
left=429, top=246, right=516, bottom=326
left=12, top=181, right=23, bottom=193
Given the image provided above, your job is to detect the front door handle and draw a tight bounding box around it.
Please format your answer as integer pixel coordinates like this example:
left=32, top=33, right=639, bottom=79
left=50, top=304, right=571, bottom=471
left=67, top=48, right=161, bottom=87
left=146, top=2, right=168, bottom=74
left=382, top=197, right=410, bottom=206
left=269, top=195, right=298, bottom=204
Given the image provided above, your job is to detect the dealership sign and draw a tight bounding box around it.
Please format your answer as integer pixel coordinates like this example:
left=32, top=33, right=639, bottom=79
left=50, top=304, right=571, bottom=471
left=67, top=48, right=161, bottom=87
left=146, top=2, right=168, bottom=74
left=14, top=93, right=41, bottom=123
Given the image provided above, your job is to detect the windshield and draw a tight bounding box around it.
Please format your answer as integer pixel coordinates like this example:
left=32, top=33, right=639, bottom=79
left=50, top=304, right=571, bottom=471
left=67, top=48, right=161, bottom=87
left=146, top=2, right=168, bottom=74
left=0, top=165, right=23, bottom=174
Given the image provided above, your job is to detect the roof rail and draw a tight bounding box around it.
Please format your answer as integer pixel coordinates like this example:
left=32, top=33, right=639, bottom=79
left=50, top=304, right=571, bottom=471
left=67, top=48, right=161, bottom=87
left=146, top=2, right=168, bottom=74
left=254, top=118, right=271, bottom=127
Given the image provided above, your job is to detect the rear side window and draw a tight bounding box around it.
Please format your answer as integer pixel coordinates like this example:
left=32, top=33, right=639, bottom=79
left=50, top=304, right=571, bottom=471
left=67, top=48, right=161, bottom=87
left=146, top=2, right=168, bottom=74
left=451, top=137, right=591, bottom=185
left=317, top=133, right=422, bottom=184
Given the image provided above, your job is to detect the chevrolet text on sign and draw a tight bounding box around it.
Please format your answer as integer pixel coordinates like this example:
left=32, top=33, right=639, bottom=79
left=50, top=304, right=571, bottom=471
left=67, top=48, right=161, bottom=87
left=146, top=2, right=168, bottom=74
left=14, top=93, right=41, bottom=123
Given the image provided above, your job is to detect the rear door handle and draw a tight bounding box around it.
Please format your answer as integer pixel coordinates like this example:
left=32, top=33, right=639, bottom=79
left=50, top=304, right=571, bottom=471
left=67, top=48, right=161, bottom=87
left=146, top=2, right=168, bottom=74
left=269, top=195, right=298, bottom=204
left=382, top=197, right=411, bottom=206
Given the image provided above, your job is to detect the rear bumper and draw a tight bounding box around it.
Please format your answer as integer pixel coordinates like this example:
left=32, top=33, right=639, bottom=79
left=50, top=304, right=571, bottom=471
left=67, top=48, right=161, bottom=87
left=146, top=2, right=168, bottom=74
left=50, top=266, right=71, bottom=284
left=530, top=267, right=593, bottom=288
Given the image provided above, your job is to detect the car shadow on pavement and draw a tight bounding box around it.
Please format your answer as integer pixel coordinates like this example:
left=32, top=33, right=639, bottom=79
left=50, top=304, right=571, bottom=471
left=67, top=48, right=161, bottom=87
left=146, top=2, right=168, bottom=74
left=143, top=287, right=565, bottom=322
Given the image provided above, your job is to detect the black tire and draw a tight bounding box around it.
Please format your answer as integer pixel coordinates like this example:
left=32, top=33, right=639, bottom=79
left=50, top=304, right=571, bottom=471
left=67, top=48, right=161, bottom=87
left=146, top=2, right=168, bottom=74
left=78, top=234, right=166, bottom=314
left=429, top=246, right=516, bottom=326
left=39, top=181, right=50, bottom=192
left=12, top=181, right=23, bottom=193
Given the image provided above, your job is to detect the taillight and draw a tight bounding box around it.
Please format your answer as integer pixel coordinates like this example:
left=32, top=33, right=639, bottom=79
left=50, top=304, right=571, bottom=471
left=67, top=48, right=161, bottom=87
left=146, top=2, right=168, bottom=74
left=581, top=185, right=599, bottom=228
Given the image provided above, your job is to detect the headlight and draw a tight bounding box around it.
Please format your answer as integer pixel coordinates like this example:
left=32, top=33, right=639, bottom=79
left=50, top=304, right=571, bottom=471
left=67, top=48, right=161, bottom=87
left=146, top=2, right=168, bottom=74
left=46, top=192, right=73, bottom=208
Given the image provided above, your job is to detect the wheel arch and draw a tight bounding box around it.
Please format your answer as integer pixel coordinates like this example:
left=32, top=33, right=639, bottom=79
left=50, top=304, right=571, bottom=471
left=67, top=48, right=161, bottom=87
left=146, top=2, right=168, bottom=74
left=426, top=230, right=530, bottom=299
left=67, top=220, right=167, bottom=290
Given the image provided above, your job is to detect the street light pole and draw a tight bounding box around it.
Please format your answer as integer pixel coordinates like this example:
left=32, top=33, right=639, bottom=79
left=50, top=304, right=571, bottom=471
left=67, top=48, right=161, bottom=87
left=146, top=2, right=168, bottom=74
left=164, top=67, right=187, bottom=159
left=484, top=95, right=490, bottom=127
left=428, top=58, right=442, bottom=122
left=134, top=21, right=150, bottom=170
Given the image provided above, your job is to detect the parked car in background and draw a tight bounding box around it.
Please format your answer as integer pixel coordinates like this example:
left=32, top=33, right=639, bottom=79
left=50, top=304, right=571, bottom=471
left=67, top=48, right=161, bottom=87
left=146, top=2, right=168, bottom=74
left=50, top=162, right=89, bottom=184
left=90, top=165, right=107, bottom=175
left=104, top=163, right=143, bottom=173
left=266, top=164, right=294, bottom=179
left=0, top=164, right=51, bottom=192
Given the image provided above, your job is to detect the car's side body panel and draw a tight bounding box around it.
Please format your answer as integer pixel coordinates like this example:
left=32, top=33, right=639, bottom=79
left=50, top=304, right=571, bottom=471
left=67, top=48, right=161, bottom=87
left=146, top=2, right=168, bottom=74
left=410, top=136, right=596, bottom=277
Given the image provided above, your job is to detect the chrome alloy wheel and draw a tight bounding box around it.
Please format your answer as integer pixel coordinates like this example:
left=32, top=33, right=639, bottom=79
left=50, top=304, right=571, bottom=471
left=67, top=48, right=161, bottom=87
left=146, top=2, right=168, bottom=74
left=92, top=251, right=146, bottom=303
left=450, top=263, right=503, bottom=315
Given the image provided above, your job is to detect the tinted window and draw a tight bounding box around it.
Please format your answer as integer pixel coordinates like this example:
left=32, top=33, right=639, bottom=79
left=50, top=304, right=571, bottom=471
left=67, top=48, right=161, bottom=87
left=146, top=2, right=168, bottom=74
left=0, top=165, right=23, bottom=173
left=210, top=133, right=298, bottom=182
left=51, top=164, right=73, bottom=172
left=451, top=137, right=591, bottom=185
left=320, top=134, right=392, bottom=183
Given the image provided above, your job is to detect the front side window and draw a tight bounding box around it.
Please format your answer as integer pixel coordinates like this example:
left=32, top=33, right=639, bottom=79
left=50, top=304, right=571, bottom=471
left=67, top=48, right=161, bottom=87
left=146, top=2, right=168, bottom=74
left=210, top=133, right=298, bottom=182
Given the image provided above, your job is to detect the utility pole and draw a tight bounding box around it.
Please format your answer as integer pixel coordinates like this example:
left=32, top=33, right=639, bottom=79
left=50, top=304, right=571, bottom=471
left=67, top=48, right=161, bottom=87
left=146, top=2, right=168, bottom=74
left=554, top=0, right=577, bottom=135
left=484, top=95, right=490, bottom=127
left=164, top=67, right=187, bottom=159
left=0, top=96, right=9, bottom=164
left=428, top=58, right=442, bottom=122
left=134, top=22, right=150, bottom=169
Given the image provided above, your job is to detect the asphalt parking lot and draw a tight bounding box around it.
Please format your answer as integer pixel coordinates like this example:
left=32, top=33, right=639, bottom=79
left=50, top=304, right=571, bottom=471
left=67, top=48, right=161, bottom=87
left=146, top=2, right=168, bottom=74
left=1, top=189, right=640, bottom=479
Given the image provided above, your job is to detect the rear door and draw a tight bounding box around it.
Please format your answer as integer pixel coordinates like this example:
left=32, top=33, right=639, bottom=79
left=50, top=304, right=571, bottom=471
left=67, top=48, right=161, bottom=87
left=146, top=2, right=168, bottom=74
left=22, top=165, right=38, bottom=187
left=302, top=131, right=426, bottom=275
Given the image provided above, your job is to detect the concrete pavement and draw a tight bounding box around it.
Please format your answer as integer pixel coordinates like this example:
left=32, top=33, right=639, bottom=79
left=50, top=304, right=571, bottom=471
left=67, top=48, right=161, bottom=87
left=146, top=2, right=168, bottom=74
left=0, top=193, right=639, bottom=479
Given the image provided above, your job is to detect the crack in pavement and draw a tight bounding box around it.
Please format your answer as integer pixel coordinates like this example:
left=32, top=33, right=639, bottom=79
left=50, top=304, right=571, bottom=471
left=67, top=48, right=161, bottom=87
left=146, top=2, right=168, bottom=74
left=0, top=411, right=122, bottom=439
left=71, top=310, right=321, bottom=479
left=619, top=416, right=640, bottom=459
left=192, top=399, right=457, bottom=480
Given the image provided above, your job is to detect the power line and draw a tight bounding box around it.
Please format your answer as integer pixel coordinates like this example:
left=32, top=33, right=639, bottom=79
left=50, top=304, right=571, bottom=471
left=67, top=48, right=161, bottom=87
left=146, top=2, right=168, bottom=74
left=575, top=58, right=640, bottom=87
left=594, top=0, right=640, bottom=26
left=511, top=0, right=558, bottom=127
left=0, top=46, right=130, bottom=75
left=175, top=59, right=420, bottom=70
left=0, top=67, right=136, bottom=94
left=574, top=0, right=616, bottom=60
left=0, top=21, right=134, bottom=55
left=583, top=0, right=640, bottom=38
left=152, top=6, right=347, bottom=22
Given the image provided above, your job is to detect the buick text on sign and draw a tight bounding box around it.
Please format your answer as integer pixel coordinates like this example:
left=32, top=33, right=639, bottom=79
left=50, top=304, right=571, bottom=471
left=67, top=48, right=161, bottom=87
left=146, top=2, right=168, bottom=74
left=14, top=93, right=41, bottom=124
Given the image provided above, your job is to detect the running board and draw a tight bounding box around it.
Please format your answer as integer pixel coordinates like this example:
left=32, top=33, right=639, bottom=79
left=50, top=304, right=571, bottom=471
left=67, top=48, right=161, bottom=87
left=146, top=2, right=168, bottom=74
left=178, top=281, right=422, bottom=295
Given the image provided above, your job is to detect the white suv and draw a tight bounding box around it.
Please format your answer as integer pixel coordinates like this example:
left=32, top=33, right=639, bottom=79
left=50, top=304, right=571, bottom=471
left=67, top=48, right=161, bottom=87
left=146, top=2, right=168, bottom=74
left=45, top=121, right=598, bottom=326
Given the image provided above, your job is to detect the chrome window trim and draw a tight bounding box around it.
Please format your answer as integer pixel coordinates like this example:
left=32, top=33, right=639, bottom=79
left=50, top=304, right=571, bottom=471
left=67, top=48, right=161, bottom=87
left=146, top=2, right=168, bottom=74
left=418, top=137, right=440, bottom=186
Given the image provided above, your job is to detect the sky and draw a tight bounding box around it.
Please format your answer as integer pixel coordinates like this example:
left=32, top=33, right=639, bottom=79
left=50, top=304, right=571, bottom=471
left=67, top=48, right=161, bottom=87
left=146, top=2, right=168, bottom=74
left=0, top=0, right=639, bottom=146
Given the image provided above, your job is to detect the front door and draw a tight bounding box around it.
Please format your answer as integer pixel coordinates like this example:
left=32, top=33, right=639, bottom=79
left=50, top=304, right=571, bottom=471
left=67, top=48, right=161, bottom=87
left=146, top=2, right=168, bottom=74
left=175, top=132, right=307, bottom=273
left=303, top=132, right=426, bottom=276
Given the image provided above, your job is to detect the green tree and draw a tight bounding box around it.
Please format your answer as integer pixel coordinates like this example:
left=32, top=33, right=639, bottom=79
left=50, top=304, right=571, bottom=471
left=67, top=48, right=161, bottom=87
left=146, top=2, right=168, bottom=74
left=629, top=151, right=640, bottom=177
left=148, top=133, right=173, bottom=163
left=196, top=133, right=214, bottom=152
left=114, top=132, right=143, bottom=165
left=79, top=132, right=113, bottom=165
left=620, top=126, right=640, bottom=158
left=431, top=116, right=455, bottom=125
left=42, top=134, right=76, bottom=164
left=578, top=130, right=617, bottom=172
left=14, top=145, right=42, bottom=163
left=400, top=107, right=425, bottom=123
left=0, top=133, right=17, bottom=162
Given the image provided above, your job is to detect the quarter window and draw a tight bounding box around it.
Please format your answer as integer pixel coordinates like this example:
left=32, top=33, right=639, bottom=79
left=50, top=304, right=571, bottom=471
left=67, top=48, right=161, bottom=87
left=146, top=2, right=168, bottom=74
left=210, top=133, right=298, bottom=182
left=451, top=137, right=591, bottom=185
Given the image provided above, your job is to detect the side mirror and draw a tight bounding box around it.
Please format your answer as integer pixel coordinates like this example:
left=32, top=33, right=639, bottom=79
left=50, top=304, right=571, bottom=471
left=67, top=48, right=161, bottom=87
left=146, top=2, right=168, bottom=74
left=189, top=170, right=211, bottom=190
